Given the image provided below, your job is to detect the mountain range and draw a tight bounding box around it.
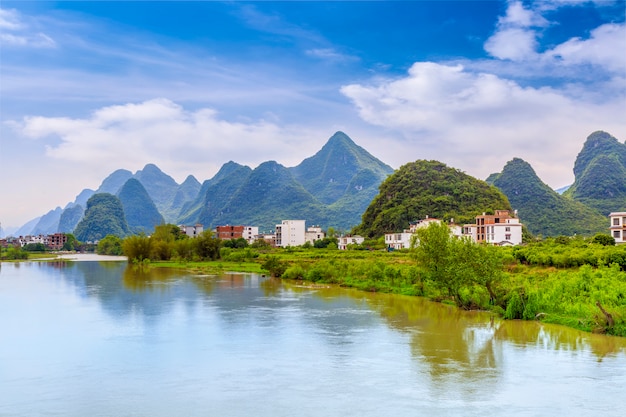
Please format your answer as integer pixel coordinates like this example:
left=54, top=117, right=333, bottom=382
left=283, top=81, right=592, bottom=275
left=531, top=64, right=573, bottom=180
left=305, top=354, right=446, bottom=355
left=9, top=130, right=625, bottom=240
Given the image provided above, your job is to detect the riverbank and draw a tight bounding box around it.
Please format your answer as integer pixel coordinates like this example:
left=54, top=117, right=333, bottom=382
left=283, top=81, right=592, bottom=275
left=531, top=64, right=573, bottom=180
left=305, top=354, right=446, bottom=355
left=149, top=248, right=626, bottom=337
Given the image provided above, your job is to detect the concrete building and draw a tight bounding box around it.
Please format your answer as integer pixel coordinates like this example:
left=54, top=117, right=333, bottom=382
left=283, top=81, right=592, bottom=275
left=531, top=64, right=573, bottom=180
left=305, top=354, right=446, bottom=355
left=305, top=226, right=325, bottom=245
left=216, top=225, right=259, bottom=244
left=464, top=210, right=522, bottom=246
left=179, top=224, right=204, bottom=238
left=609, top=212, right=626, bottom=244
left=337, top=235, right=365, bottom=250
left=46, top=233, right=68, bottom=250
left=275, top=220, right=306, bottom=247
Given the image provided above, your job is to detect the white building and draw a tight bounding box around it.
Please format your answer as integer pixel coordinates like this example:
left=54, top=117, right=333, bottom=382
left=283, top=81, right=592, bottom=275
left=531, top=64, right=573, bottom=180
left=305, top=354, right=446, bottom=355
left=275, top=220, right=306, bottom=247
left=609, top=212, right=626, bottom=244
left=305, top=226, right=325, bottom=245
left=384, top=217, right=447, bottom=250
left=179, top=224, right=204, bottom=238
left=463, top=210, right=523, bottom=246
left=337, top=235, right=365, bottom=250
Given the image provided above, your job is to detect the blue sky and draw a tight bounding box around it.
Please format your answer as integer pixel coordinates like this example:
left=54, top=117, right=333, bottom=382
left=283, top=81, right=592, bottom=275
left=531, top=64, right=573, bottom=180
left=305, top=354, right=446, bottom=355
left=1, top=0, right=625, bottom=231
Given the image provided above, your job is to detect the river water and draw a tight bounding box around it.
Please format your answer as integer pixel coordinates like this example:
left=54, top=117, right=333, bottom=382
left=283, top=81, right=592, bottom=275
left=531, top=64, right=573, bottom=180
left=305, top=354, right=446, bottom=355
left=1, top=260, right=625, bottom=416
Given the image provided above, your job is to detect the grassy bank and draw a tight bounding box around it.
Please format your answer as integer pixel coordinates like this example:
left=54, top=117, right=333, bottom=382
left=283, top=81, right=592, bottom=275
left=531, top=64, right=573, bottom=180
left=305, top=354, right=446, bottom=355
left=149, top=245, right=626, bottom=337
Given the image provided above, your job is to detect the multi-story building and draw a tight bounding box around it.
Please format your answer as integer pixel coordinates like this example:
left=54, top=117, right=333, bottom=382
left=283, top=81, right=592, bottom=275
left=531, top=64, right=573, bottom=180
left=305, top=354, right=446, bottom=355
left=179, top=224, right=204, bottom=238
left=385, top=217, right=443, bottom=250
left=275, top=220, right=306, bottom=247
left=464, top=210, right=522, bottom=245
left=216, top=225, right=259, bottom=243
left=609, top=212, right=626, bottom=244
left=46, top=233, right=68, bottom=250
left=305, top=226, right=325, bottom=245
left=337, top=235, right=365, bottom=250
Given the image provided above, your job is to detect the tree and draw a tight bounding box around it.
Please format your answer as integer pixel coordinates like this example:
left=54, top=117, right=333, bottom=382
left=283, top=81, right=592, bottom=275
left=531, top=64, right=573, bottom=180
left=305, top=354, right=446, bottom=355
left=62, top=234, right=79, bottom=251
left=412, top=221, right=504, bottom=307
left=97, top=235, right=123, bottom=255
left=592, top=233, right=615, bottom=246
left=195, top=231, right=221, bottom=260
left=122, top=234, right=152, bottom=262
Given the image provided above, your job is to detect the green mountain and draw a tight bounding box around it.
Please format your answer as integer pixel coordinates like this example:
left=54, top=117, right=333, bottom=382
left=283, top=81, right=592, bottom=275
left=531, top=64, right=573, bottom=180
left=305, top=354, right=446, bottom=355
left=96, top=169, right=133, bottom=194
left=74, top=193, right=131, bottom=242
left=179, top=161, right=253, bottom=226
left=133, top=164, right=180, bottom=222
left=171, top=175, right=201, bottom=218
left=355, top=160, right=511, bottom=238
left=117, top=178, right=164, bottom=234
left=488, top=158, right=607, bottom=237
left=217, top=160, right=329, bottom=231
left=58, top=204, right=84, bottom=233
left=564, top=131, right=626, bottom=215
left=291, top=131, right=394, bottom=204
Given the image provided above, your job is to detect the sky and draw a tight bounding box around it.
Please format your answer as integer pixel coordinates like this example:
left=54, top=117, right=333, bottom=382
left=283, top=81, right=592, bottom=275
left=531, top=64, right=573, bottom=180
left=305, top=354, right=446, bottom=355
left=1, top=0, right=625, bottom=232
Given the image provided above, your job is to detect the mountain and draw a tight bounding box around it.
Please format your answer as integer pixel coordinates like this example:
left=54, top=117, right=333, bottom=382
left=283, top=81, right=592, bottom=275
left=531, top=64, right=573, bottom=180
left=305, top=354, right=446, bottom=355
left=133, top=164, right=181, bottom=222
left=178, top=161, right=253, bottom=226
left=212, top=160, right=329, bottom=231
left=74, top=193, right=131, bottom=242
left=13, top=216, right=41, bottom=237
left=117, top=178, right=164, bottom=234
left=58, top=204, right=84, bottom=233
left=31, top=207, right=63, bottom=235
left=564, top=131, right=626, bottom=215
left=96, top=169, right=133, bottom=194
left=488, top=158, right=607, bottom=237
left=356, top=160, right=511, bottom=238
left=291, top=131, right=394, bottom=204
left=171, top=175, right=201, bottom=218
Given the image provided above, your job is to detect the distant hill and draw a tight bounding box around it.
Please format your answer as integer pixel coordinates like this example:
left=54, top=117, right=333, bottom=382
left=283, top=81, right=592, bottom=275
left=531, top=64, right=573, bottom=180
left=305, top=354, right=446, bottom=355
left=31, top=207, right=63, bottom=235
left=117, top=178, right=164, bottom=234
left=179, top=132, right=393, bottom=231
left=58, top=204, right=84, bottom=233
left=564, top=131, right=626, bottom=215
left=74, top=193, right=131, bottom=242
left=488, top=158, right=607, bottom=237
left=355, top=160, right=511, bottom=238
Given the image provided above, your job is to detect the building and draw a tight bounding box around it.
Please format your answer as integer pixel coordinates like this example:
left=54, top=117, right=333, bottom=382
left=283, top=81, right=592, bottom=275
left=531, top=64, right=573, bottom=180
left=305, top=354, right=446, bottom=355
left=216, top=225, right=259, bottom=244
left=609, top=212, right=626, bottom=244
left=384, top=217, right=444, bottom=250
left=275, top=220, right=306, bottom=247
left=464, top=210, right=522, bottom=246
left=46, top=233, right=68, bottom=250
left=337, top=235, right=365, bottom=250
left=179, top=224, right=204, bottom=238
left=305, top=226, right=325, bottom=245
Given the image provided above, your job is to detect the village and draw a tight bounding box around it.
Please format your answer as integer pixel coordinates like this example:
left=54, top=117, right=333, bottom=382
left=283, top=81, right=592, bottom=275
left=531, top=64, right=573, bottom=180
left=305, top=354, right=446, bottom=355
left=3, top=210, right=625, bottom=251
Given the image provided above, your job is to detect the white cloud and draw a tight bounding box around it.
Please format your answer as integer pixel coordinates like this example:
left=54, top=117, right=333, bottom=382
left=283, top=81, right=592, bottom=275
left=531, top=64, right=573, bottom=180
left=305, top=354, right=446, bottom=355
left=0, top=7, right=55, bottom=48
left=484, top=27, right=538, bottom=61
left=544, top=23, right=626, bottom=73
left=13, top=98, right=323, bottom=181
left=341, top=62, right=625, bottom=187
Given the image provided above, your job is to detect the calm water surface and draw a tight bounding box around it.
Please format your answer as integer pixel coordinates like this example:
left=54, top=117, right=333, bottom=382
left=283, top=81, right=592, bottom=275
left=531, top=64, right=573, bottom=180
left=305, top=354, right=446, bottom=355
left=1, top=261, right=625, bottom=416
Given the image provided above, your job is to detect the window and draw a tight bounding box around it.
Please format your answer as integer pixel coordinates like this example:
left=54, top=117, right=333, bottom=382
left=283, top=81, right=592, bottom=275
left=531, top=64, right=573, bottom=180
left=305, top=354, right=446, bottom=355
left=614, top=218, right=620, bottom=226
left=505, top=226, right=510, bottom=232
left=614, top=231, right=621, bottom=238
left=505, top=234, right=511, bottom=240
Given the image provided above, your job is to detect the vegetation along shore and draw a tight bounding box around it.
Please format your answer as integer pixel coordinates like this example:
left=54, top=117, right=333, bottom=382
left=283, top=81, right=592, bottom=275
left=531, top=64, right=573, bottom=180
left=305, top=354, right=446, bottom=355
left=7, top=222, right=616, bottom=337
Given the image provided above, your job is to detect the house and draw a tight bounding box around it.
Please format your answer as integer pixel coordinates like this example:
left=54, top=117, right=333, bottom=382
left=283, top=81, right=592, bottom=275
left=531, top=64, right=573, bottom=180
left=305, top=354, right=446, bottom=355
left=305, top=226, right=325, bottom=245
left=46, top=233, right=68, bottom=250
left=179, top=224, right=204, bottom=238
left=609, top=212, right=626, bottom=244
left=337, top=235, right=365, bottom=250
left=384, top=216, right=446, bottom=250
left=464, top=210, right=522, bottom=246
left=216, top=225, right=259, bottom=244
left=275, top=220, right=306, bottom=247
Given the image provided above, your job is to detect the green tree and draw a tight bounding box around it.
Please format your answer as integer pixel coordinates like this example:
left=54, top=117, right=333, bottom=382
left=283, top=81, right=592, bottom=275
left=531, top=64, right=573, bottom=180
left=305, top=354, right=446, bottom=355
left=62, top=234, right=79, bottom=251
left=97, top=235, right=123, bottom=255
left=195, top=231, right=221, bottom=260
left=122, top=234, right=152, bottom=262
left=592, top=233, right=615, bottom=246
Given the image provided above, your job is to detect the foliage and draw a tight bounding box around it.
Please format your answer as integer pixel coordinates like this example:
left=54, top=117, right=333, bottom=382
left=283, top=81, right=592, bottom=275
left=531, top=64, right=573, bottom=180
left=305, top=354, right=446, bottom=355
left=122, top=234, right=152, bottom=262
left=117, top=178, right=164, bottom=234
left=412, top=221, right=505, bottom=308
left=58, top=204, right=84, bottom=233
left=1, top=246, right=28, bottom=260
left=23, top=243, right=46, bottom=252
left=222, top=238, right=249, bottom=249
left=261, top=256, right=288, bottom=277
left=592, top=233, right=615, bottom=246
left=74, top=193, right=131, bottom=242
left=355, top=160, right=511, bottom=238
left=564, top=131, right=626, bottom=215
left=62, top=234, right=79, bottom=251
left=489, top=157, right=608, bottom=237
left=97, top=235, right=123, bottom=255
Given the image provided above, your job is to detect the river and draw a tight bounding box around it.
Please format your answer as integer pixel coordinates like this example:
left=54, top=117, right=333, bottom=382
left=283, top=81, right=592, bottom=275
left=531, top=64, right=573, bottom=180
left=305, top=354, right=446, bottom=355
left=1, top=260, right=625, bottom=416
